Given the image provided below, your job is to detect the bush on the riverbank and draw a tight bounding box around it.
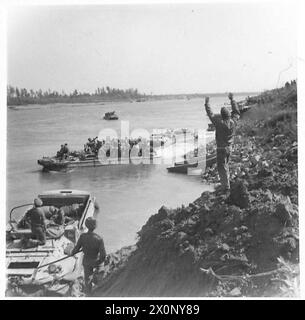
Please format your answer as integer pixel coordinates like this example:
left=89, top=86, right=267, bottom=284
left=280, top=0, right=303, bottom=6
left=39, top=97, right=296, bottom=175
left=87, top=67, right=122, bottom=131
left=93, top=82, right=298, bottom=297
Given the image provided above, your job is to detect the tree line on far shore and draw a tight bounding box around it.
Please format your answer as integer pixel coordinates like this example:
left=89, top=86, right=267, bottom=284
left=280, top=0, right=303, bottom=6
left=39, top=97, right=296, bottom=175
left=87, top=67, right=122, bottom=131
left=7, top=85, right=146, bottom=106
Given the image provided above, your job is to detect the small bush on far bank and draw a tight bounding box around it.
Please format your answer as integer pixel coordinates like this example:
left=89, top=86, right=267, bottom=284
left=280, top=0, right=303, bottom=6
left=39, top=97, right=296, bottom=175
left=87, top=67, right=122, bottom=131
left=237, top=82, right=297, bottom=140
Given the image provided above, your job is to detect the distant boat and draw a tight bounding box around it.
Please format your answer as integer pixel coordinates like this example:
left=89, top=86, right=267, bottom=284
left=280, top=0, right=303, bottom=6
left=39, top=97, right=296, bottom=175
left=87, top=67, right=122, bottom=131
left=167, top=153, right=216, bottom=174
left=207, top=123, right=215, bottom=132
left=239, top=104, right=251, bottom=115
left=103, top=111, right=119, bottom=120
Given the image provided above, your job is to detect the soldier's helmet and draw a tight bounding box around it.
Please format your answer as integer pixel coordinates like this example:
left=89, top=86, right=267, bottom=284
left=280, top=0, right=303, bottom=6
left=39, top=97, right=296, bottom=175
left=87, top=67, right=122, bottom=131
left=34, top=198, right=43, bottom=207
left=85, top=217, right=97, bottom=230
left=221, top=107, right=230, bottom=120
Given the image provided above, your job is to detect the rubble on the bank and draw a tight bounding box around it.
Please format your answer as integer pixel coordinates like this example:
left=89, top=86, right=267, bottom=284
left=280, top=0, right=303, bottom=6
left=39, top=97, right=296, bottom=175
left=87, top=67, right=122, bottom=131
left=202, top=133, right=298, bottom=205
left=93, top=245, right=137, bottom=288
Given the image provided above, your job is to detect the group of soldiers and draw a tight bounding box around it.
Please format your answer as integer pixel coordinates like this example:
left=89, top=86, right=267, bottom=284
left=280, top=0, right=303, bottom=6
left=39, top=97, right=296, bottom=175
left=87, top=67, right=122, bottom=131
left=18, top=200, right=85, bottom=245
left=85, top=136, right=157, bottom=158
left=84, top=137, right=103, bottom=154
left=55, top=134, right=166, bottom=162
left=102, top=137, right=152, bottom=158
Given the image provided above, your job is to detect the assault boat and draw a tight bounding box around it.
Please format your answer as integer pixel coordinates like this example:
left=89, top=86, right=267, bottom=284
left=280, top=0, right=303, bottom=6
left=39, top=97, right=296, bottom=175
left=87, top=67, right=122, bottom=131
left=6, top=189, right=97, bottom=297
left=38, top=152, right=160, bottom=171
left=207, top=123, right=215, bottom=132
left=167, top=153, right=216, bottom=174
left=38, top=153, right=104, bottom=171
left=103, top=111, right=119, bottom=120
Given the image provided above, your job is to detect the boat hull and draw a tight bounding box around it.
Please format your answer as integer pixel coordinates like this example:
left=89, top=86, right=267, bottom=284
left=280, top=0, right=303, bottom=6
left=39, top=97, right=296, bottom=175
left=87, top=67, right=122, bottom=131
left=167, top=161, right=198, bottom=174
left=38, top=155, right=160, bottom=171
left=103, top=116, right=118, bottom=120
left=167, top=154, right=216, bottom=174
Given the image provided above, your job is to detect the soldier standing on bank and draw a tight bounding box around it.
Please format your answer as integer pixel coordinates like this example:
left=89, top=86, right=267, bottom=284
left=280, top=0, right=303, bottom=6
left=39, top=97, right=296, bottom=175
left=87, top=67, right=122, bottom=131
left=204, top=93, right=240, bottom=193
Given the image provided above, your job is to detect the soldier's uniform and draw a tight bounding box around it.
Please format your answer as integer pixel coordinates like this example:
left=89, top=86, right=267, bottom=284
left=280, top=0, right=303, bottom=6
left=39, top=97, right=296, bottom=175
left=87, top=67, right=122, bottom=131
left=26, top=199, right=47, bottom=245
left=60, top=203, right=83, bottom=220
left=71, top=218, right=106, bottom=294
left=205, top=96, right=240, bottom=191
left=51, top=209, right=65, bottom=225
left=61, top=144, right=69, bottom=159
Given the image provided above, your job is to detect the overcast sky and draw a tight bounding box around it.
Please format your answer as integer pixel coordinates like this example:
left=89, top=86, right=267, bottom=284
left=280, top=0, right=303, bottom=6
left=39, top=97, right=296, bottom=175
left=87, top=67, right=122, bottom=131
left=7, top=3, right=297, bottom=94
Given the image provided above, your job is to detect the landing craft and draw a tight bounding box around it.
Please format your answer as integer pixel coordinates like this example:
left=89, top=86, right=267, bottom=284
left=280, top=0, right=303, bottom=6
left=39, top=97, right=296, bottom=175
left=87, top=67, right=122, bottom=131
left=37, top=136, right=170, bottom=171
left=103, top=111, right=119, bottom=120
left=37, top=151, right=161, bottom=171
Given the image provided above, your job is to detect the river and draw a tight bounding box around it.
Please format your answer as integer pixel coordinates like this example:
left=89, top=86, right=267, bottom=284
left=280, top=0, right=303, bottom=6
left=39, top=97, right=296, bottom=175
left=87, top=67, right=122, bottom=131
left=7, top=95, right=246, bottom=252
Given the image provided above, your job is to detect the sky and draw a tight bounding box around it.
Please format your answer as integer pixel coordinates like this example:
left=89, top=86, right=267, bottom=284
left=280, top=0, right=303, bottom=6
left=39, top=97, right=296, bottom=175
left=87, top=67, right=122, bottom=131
left=7, top=2, right=298, bottom=95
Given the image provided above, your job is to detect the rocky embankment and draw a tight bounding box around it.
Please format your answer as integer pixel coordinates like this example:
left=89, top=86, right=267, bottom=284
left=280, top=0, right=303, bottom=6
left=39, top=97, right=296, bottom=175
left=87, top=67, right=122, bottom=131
left=93, top=83, right=298, bottom=297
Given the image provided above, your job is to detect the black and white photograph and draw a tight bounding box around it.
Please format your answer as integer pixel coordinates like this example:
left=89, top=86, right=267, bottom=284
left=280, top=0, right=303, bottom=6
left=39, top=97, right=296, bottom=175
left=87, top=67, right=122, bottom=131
left=1, top=0, right=304, bottom=299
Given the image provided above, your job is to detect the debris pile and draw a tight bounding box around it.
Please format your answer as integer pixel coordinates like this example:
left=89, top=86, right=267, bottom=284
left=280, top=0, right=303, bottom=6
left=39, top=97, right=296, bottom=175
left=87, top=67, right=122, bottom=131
left=202, top=134, right=297, bottom=203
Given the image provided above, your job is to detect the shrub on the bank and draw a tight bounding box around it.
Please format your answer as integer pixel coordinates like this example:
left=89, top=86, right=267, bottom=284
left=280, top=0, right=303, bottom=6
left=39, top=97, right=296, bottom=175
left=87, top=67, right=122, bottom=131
left=237, top=82, right=297, bottom=140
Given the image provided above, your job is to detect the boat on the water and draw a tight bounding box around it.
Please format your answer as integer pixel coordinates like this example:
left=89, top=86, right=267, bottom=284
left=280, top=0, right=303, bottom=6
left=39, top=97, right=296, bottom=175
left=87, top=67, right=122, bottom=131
left=38, top=152, right=160, bottom=171
left=6, top=189, right=97, bottom=297
left=167, top=153, right=216, bottom=174
left=103, top=111, right=119, bottom=120
left=38, top=153, right=105, bottom=171
left=239, top=105, right=251, bottom=115
left=207, top=123, right=215, bottom=132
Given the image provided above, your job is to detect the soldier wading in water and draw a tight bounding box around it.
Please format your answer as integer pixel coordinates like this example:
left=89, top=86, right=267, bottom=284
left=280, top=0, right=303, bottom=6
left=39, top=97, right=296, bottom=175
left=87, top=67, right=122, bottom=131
left=205, top=93, right=240, bottom=193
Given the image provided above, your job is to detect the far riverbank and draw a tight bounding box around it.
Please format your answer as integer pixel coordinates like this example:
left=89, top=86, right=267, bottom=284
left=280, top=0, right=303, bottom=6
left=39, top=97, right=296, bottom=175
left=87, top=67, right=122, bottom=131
left=7, top=91, right=258, bottom=107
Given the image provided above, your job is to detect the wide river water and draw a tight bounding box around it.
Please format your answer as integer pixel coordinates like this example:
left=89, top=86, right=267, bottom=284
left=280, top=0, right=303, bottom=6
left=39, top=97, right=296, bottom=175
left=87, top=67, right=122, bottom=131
left=7, top=95, right=246, bottom=252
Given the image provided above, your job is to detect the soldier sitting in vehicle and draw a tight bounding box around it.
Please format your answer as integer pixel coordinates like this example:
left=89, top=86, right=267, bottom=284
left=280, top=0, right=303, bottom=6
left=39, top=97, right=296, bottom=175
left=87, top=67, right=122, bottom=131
left=41, top=205, right=57, bottom=220
left=50, top=208, right=65, bottom=225
left=60, top=203, right=84, bottom=223
left=20, top=198, right=47, bottom=247
left=17, top=204, right=53, bottom=229
left=94, top=139, right=103, bottom=155
left=61, top=143, right=69, bottom=159
left=84, top=138, right=92, bottom=153
left=56, top=145, right=65, bottom=158
left=85, top=137, right=98, bottom=154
